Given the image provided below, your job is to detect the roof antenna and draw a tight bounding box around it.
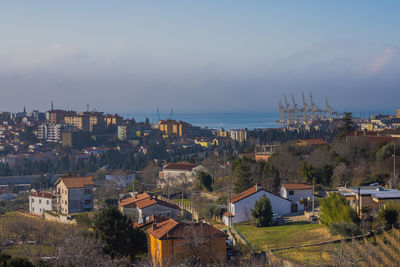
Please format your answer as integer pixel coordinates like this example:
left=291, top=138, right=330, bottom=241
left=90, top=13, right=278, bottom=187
left=51, top=101, right=54, bottom=111
left=87, top=104, right=89, bottom=112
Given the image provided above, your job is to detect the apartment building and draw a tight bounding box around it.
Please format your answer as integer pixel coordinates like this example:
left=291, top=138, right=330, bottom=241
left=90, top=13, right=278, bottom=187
left=64, top=114, right=90, bottom=132
left=55, top=176, right=94, bottom=214
left=158, top=120, right=190, bottom=137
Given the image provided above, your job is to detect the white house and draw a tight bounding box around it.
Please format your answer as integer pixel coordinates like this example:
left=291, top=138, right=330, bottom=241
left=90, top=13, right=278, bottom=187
left=280, top=183, right=313, bottom=211
left=29, top=191, right=56, bottom=216
left=158, top=162, right=205, bottom=188
left=223, top=184, right=291, bottom=226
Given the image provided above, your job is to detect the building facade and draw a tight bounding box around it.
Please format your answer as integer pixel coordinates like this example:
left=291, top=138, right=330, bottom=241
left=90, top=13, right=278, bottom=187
left=55, top=177, right=94, bottom=214
left=147, top=219, right=226, bottom=266
left=29, top=191, right=56, bottom=216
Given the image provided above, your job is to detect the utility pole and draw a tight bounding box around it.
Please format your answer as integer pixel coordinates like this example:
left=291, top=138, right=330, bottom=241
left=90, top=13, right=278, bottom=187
left=312, top=179, right=315, bottom=216
left=393, top=143, right=396, bottom=189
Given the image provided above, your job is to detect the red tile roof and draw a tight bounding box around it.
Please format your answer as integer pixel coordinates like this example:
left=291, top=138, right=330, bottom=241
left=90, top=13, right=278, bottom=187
left=231, top=185, right=259, bottom=203
left=118, top=193, right=150, bottom=207
left=164, top=162, right=198, bottom=171
left=223, top=212, right=234, bottom=217
left=56, top=177, right=94, bottom=189
left=297, top=138, right=328, bottom=145
left=282, top=183, right=313, bottom=190
left=146, top=219, right=227, bottom=240
left=29, top=191, right=55, bottom=199
left=135, top=197, right=180, bottom=210
left=230, top=184, right=289, bottom=203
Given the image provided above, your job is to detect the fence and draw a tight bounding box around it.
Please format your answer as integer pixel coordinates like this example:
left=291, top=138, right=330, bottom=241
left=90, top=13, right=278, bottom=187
left=158, top=195, right=199, bottom=221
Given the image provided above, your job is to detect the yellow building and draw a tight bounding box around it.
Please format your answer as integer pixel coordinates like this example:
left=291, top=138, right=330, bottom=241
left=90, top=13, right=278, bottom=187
left=86, top=112, right=105, bottom=132
left=146, top=219, right=226, bottom=266
left=64, top=114, right=90, bottom=132
left=47, top=110, right=76, bottom=124
left=104, top=114, right=123, bottom=127
left=158, top=120, right=189, bottom=137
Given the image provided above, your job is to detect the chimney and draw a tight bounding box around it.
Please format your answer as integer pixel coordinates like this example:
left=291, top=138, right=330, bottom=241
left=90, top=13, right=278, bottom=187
left=133, top=192, right=137, bottom=199
left=255, top=183, right=259, bottom=191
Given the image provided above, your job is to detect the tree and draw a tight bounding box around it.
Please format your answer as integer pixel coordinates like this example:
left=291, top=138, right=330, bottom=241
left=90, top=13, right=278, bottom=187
left=140, top=161, right=160, bottom=190
left=328, top=222, right=361, bottom=237
left=233, top=158, right=253, bottom=193
left=337, top=112, right=356, bottom=139
left=378, top=201, right=400, bottom=226
left=198, top=203, right=222, bottom=221
left=93, top=207, right=147, bottom=260
left=300, top=161, right=316, bottom=184
left=197, top=171, right=212, bottom=191
left=202, top=154, right=222, bottom=186
left=319, top=192, right=359, bottom=226
left=251, top=195, right=273, bottom=227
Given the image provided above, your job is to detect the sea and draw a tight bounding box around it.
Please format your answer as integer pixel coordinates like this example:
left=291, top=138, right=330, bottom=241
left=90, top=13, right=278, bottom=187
left=122, top=110, right=394, bottom=130
left=122, top=112, right=281, bottom=130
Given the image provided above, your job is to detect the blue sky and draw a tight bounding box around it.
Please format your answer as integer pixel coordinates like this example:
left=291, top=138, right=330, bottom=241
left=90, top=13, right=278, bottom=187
left=0, top=1, right=399, bottom=114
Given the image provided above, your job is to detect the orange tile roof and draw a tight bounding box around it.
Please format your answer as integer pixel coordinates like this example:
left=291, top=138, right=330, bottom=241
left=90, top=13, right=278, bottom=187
left=231, top=185, right=259, bottom=203
left=135, top=197, right=180, bottom=210
left=231, top=184, right=289, bottom=203
left=146, top=219, right=227, bottom=240
left=146, top=219, right=179, bottom=239
left=298, top=138, right=328, bottom=145
left=56, top=177, right=94, bottom=189
left=282, top=183, right=313, bottom=190
left=119, top=193, right=150, bottom=207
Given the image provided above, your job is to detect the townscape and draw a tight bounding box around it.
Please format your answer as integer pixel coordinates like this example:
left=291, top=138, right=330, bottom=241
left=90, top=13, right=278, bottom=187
left=1, top=106, right=400, bottom=266
left=2, top=2, right=400, bottom=267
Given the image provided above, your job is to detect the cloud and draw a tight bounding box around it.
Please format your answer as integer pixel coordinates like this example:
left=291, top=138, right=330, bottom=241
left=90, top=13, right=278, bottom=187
left=364, top=46, right=396, bottom=75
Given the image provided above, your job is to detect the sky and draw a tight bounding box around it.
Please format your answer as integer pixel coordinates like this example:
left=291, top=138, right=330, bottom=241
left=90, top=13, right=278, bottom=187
left=0, top=1, right=400, bottom=114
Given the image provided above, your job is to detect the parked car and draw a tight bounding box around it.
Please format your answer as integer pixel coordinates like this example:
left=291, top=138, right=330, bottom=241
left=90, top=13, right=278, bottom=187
left=271, top=213, right=285, bottom=225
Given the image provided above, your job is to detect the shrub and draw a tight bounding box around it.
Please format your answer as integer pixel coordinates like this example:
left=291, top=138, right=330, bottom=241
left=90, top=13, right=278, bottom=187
left=379, top=201, right=400, bottom=226
left=319, top=192, right=359, bottom=226
left=328, top=222, right=361, bottom=237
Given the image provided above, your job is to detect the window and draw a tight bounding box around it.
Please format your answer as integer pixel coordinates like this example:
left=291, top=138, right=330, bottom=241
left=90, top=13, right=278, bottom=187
left=39, top=199, right=42, bottom=204
left=32, top=207, right=34, bottom=211
left=65, top=200, right=67, bottom=205
left=31, top=198, right=34, bottom=203
left=84, top=189, right=91, bottom=195
left=288, top=190, right=294, bottom=195
left=85, top=200, right=91, bottom=205
left=46, top=200, right=49, bottom=205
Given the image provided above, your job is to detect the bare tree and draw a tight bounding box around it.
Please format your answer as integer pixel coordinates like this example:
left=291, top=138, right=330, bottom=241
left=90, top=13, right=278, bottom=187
left=2, top=215, right=36, bottom=244
left=53, top=234, right=130, bottom=267
left=202, top=154, right=222, bottom=185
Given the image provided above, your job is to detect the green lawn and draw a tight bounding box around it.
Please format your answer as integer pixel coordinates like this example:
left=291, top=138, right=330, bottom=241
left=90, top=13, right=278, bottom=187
left=235, top=221, right=332, bottom=251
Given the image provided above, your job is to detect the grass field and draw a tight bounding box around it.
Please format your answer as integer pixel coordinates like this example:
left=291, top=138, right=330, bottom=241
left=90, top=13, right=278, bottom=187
left=235, top=221, right=332, bottom=251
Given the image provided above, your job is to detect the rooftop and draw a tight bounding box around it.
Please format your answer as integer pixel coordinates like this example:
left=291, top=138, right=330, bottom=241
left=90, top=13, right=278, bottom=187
left=56, top=177, right=94, bottom=189
left=282, top=183, right=313, bottom=190
left=338, top=186, right=400, bottom=199
left=135, top=196, right=180, bottom=210
left=163, top=162, right=198, bottom=171
left=146, top=218, right=227, bottom=240
left=119, top=192, right=150, bottom=207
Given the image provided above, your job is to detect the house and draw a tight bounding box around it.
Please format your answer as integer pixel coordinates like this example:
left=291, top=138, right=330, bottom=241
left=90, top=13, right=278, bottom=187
left=29, top=191, right=56, bottom=216
left=133, top=215, right=166, bottom=229
left=223, top=184, right=291, bottom=226
left=105, top=170, right=135, bottom=188
left=146, top=219, right=227, bottom=266
left=55, top=176, right=94, bottom=214
left=135, top=195, right=180, bottom=219
left=296, top=138, right=328, bottom=146
left=337, top=186, right=400, bottom=219
left=118, top=192, right=151, bottom=216
left=158, top=162, right=204, bottom=188
left=281, top=183, right=313, bottom=210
